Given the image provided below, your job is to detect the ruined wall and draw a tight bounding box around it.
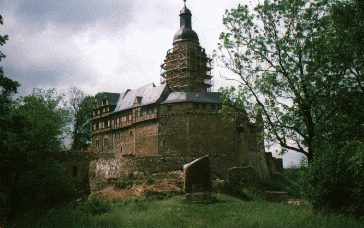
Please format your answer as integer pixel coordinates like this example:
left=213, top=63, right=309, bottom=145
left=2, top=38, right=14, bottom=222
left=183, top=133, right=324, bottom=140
left=55, top=151, right=94, bottom=192
left=89, top=155, right=230, bottom=192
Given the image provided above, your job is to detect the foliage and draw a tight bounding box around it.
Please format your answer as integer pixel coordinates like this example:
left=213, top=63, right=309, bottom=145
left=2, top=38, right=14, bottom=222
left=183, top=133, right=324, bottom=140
left=0, top=88, right=75, bottom=219
left=67, top=87, right=94, bottom=151
left=302, top=140, right=364, bottom=218
left=0, top=15, right=20, bottom=116
left=115, top=180, right=133, bottom=189
left=214, top=0, right=363, bottom=163
left=79, top=196, right=112, bottom=216
left=145, top=177, right=155, bottom=185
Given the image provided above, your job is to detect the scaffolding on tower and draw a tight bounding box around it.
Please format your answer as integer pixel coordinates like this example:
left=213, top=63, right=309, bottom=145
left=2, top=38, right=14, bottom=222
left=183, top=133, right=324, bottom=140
left=160, top=43, right=213, bottom=93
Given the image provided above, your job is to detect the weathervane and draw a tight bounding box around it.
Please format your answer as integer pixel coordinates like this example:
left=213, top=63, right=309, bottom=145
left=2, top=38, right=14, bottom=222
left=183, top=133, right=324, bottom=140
left=183, top=0, right=186, bottom=6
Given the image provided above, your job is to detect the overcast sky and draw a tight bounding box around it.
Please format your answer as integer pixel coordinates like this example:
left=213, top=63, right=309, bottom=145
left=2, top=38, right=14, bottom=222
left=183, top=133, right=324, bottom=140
left=0, top=0, right=304, bottom=167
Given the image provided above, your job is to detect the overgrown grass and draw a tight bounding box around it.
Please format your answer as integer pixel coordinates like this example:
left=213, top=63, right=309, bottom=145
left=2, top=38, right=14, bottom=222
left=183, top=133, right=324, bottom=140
left=12, top=194, right=363, bottom=228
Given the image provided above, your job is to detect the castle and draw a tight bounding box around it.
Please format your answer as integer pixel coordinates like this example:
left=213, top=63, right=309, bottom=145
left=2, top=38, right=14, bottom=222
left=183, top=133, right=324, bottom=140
left=60, top=1, right=283, bottom=192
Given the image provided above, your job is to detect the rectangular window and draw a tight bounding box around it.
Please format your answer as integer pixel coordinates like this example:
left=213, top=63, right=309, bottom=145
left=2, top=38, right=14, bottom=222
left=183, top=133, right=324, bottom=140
left=104, top=138, right=108, bottom=147
left=202, top=104, right=206, bottom=109
left=211, top=104, right=216, bottom=109
left=135, top=110, right=138, bottom=117
left=130, top=131, right=133, bottom=136
left=152, top=106, right=156, bottom=113
left=140, top=109, right=143, bottom=116
left=146, top=107, right=150, bottom=114
left=73, top=166, right=77, bottom=177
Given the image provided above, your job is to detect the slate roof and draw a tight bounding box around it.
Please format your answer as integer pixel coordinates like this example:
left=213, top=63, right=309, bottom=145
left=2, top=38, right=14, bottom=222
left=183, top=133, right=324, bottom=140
left=112, top=83, right=168, bottom=113
left=161, top=92, right=222, bottom=104
left=95, top=92, right=120, bottom=106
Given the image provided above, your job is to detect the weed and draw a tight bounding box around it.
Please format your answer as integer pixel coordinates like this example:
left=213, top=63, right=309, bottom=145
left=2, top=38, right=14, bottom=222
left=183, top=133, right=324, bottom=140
left=115, top=180, right=133, bottom=189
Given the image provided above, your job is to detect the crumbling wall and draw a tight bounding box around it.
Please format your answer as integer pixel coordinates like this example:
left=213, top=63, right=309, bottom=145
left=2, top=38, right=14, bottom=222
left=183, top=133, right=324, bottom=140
left=89, top=155, right=230, bottom=192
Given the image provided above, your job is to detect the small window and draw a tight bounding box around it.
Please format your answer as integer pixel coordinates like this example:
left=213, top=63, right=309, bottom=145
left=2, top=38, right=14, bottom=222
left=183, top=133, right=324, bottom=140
left=194, top=104, right=199, bottom=109
left=135, top=110, right=138, bottom=117
left=146, top=107, right=150, bottom=114
left=211, top=104, right=216, bottom=109
left=104, top=138, right=108, bottom=147
left=130, top=131, right=133, bottom=136
left=202, top=104, right=206, bottom=109
left=162, top=140, right=165, bottom=146
left=198, top=139, right=202, bottom=144
left=73, top=166, right=77, bottom=177
left=140, top=109, right=143, bottom=116
left=167, top=106, right=172, bottom=111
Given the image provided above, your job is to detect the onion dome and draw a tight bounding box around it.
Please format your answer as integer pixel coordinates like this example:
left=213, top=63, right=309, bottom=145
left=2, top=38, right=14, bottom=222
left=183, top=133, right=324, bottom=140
left=173, top=0, right=199, bottom=44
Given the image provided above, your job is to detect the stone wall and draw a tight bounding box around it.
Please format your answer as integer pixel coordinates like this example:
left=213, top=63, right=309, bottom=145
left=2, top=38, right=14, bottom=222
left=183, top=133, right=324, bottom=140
left=55, top=151, right=94, bottom=192
left=89, top=155, right=231, bottom=192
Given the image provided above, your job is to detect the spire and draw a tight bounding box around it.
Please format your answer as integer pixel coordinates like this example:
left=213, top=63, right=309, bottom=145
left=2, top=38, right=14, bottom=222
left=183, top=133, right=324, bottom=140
left=180, top=0, right=192, bottom=29
left=173, top=0, right=199, bottom=44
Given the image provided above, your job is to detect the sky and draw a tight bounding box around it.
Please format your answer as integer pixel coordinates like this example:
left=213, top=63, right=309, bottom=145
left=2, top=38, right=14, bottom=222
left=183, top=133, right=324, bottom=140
left=0, top=0, right=304, bottom=167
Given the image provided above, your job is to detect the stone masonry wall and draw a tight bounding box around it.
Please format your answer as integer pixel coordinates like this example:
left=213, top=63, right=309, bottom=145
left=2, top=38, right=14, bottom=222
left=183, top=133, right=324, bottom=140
left=89, top=155, right=230, bottom=192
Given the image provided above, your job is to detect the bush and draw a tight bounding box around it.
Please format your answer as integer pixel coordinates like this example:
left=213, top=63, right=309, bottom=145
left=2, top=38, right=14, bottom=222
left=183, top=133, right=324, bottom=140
left=302, top=141, right=364, bottom=218
left=115, top=180, right=133, bottom=189
left=80, top=196, right=111, bottom=215
left=145, top=177, right=155, bottom=185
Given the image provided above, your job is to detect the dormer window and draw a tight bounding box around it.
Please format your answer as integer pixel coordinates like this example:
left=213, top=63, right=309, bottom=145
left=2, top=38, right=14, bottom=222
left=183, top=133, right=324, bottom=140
left=102, top=98, right=107, bottom=106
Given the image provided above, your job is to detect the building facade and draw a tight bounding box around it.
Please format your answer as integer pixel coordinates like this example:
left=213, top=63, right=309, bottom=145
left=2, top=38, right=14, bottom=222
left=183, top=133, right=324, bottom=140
left=90, top=1, right=280, bottom=174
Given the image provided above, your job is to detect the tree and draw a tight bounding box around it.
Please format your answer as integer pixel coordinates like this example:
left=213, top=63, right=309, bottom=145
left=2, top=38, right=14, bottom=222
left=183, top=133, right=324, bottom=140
left=68, top=87, right=94, bottom=151
left=214, top=0, right=362, bottom=163
left=1, top=89, right=75, bottom=219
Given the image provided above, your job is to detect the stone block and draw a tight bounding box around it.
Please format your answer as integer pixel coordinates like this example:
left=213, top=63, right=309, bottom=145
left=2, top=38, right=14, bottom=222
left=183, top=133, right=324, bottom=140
left=183, top=156, right=212, bottom=202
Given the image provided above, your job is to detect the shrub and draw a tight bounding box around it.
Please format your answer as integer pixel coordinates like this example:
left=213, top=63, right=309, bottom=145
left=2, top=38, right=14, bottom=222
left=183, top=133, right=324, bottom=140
left=80, top=196, right=111, bottom=215
left=302, top=141, right=364, bottom=218
left=145, top=177, right=155, bottom=185
left=144, top=190, right=158, bottom=201
left=115, top=180, right=133, bottom=189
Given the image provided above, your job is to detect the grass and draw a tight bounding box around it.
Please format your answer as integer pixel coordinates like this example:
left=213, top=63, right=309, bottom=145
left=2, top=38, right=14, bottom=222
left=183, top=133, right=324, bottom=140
left=11, top=194, right=363, bottom=228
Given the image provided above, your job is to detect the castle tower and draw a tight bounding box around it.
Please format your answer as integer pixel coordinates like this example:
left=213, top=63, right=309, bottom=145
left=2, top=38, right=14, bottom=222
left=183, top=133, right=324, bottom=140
left=161, top=0, right=213, bottom=92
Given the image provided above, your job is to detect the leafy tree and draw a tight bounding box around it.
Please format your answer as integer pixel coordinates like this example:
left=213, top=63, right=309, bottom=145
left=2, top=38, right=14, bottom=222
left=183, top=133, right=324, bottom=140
left=1, top=89, right=75, bottom=219
left=68, top=87, right=94, bottom=151
left=302, top=140, right=364, bottom=218
left=214, top=0, right=362, bottom=163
